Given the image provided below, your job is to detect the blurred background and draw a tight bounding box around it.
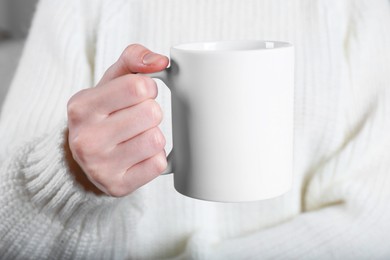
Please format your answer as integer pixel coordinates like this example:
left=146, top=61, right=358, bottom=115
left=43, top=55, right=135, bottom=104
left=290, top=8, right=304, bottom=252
left=0, top=0, right=38, bottom=108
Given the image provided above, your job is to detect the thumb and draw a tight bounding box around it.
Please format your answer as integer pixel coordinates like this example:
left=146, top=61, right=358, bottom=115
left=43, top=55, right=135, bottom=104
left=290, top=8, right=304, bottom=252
left=98, top=44, right=169, bottom=86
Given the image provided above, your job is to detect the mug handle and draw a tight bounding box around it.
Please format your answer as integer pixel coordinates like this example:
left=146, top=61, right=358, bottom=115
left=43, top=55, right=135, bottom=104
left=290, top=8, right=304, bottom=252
left=140, top=69, right=173, bottom=175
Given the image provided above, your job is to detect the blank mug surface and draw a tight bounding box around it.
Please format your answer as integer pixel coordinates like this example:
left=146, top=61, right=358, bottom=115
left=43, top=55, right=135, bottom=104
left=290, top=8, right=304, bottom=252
left=153, top=40, right=294, bottom=202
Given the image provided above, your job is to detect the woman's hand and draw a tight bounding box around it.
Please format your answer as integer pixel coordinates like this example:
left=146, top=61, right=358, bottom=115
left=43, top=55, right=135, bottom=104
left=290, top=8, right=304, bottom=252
left=67, top=44, right=169, bottom=197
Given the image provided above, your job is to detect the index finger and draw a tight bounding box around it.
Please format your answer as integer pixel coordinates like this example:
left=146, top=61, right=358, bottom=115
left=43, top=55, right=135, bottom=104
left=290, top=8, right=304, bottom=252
left=98, top=44, right=169, bottom=86
left=85, top=74, right=158, bottom=116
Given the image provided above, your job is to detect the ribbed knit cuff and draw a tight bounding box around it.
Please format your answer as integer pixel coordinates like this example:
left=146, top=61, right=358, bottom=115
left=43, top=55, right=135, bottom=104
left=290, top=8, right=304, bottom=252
left=22, top=120, right=119, bottom=226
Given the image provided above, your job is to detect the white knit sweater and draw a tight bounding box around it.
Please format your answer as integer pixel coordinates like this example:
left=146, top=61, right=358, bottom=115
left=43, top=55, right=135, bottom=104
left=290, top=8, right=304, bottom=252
left=1, top=0, right=390, bottom=259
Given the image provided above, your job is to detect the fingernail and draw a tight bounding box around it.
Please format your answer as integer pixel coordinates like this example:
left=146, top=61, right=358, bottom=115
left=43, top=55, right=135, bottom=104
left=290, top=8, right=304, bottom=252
left=143, top=52, right=161, bottom=65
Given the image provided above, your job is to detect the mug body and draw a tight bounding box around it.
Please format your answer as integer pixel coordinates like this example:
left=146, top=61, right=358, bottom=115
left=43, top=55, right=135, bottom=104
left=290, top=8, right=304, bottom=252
left=167, top=40, right=294, bottom=202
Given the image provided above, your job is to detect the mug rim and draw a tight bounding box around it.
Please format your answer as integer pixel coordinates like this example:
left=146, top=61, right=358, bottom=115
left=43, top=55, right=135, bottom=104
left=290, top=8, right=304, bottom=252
left=172, top=40, right=293, bottom=53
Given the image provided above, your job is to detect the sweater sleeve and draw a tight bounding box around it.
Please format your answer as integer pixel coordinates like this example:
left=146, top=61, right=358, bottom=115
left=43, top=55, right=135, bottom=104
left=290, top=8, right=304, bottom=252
left=0, top=1, right=131, bottom=258
left=193, top=1, right=390, bottom=259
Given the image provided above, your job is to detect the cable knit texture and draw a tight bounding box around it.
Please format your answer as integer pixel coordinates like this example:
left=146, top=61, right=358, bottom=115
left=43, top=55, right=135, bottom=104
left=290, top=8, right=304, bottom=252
left=0, top=0, right=390, bottom=259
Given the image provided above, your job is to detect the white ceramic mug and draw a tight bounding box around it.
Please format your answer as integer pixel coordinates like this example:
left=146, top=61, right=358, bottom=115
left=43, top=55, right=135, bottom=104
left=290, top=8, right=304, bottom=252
left=147, top=40, right=294, bottom=202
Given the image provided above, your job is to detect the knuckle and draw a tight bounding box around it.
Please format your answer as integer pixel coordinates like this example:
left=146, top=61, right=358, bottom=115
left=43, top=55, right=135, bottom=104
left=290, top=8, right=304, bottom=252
left=120, top=44, right=148, bottom=68
left=69, top=130, right=101, bottom=162
left=105, top=184, right=129, bottom=197
left=151, top=154, right=168, bottom=174
left=144, top=77, right=158, bottom=99
left=148, top=128, right=166, bottom=150
left=122, top=44, right=144, bottom=58
left=145, top=100, right=163, bottom=125
left=83, top=162, right=113, bottom=193
left=69, top=135, right=87, bottom=160
left=84, top=163, right=103, bottom=183
left=125, top=75, right=148, bottom=99
left=67, top=93, right=85, bottom=123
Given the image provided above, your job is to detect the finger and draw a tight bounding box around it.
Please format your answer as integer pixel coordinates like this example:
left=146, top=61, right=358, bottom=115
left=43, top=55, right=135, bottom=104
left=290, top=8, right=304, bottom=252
left=121, top=151, right=167, bottom=194
left=75, top=74, right=158, bottom=117
left=102, top=99, right=163, bottom=145
left=98, top=44, right=169, bottom=86
left=111, top=127, right=166, bottom=171
left=99, top=151, right=167, bottom=197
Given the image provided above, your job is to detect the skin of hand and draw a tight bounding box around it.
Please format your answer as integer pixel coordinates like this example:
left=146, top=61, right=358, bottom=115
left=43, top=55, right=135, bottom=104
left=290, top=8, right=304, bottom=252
left=67, top=44, right=169, bottom=197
